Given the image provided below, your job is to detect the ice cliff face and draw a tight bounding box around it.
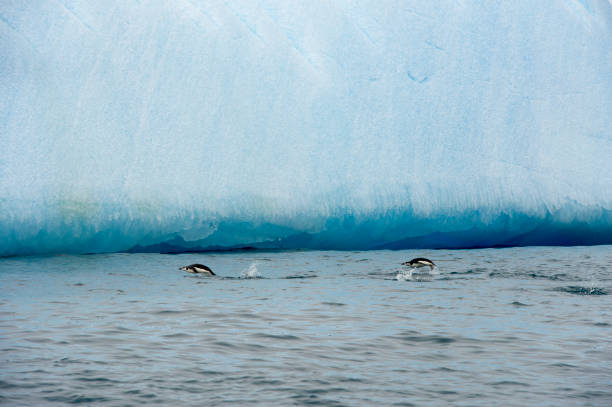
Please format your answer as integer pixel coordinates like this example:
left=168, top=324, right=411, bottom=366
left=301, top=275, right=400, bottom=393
left=1, top=1, right=611, bottom=255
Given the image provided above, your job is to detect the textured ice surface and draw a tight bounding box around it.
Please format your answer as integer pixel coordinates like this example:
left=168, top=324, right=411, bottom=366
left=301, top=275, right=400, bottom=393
left=1, top=1, right=611, bottom=255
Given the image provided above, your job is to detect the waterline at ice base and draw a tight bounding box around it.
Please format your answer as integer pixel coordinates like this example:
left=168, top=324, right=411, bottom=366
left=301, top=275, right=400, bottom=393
left=1, top=1, right=611, bottom=256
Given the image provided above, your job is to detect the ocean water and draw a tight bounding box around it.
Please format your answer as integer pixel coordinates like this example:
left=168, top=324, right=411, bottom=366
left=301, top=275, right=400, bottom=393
left=1, top=246, right=611, bottom=406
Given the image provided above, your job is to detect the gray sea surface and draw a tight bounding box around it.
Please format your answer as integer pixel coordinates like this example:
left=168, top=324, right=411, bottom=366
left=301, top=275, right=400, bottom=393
left=1, top=246, right=611, bottom=406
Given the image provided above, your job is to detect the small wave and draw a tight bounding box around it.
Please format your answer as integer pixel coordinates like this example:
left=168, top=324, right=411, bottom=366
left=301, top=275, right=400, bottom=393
left=76, top=377, right=119, bottom=383
left=450, top=268, right=486, bottom=275
left=407, top=335, right=455, bottom=344
left=44, top=394, right=110, bottom=404
left=162, top=333, right=192, bottom=339
left=435, top=390, right=459, bottom=395
left=24, top=337, right=53, bottom=344
left=552, top=286, right=607, bottom=295
left=489, top=270, right=581, bottom=281
left=511, top=301, right=531, bottom=307
left=321, top=302, right=346, bottom=307
left=54, top=357, right=85, bottom=365
left=434, top=367, right=459, bottom=373
left=0, top=380, right=18, bottom=389
left=252, top=379, right=284, bottom=386
left=253, top=333, right=301, bottom=340
left=337, top=377, right=365, bottom=383
left=87, top=288, right=125, bottom=294
left=285, top=274, right=317, bottom=279
left=212, top=341, right=238, bottom=348
left=195, top=369, right=225, bottom=376
left=550, top=362, right=577, bottom=368
left=153, top=310, right=187, bottom=315
left=489, top=380, right=530, bottom=387
left=394, top=331, right=456, bottom=344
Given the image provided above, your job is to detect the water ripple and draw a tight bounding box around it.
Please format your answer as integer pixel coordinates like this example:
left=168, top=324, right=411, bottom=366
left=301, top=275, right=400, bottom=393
left=1, top=247, right=611, bottom=406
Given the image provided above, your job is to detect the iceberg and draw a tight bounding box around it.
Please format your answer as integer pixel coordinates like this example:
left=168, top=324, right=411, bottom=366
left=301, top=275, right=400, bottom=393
left=1, top=0, right=611, bottom=255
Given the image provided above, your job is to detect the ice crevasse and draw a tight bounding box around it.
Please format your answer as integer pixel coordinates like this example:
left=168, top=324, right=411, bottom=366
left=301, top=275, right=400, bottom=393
left=1, top=0, right=611, bottom=255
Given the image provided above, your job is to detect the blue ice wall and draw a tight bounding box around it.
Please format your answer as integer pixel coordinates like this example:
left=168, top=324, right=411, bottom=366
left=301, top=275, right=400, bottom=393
left=1, top=1, right=611, bottom=255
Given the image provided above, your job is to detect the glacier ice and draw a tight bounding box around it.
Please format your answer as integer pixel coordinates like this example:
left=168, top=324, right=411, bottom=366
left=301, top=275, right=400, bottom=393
left=1, top=0, right=611, bottom=256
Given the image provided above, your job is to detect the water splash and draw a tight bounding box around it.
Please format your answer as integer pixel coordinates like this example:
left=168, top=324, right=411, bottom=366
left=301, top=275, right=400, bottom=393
left=396, top=266, right=439, bottom=282
left=241, top=263, right=262, bottom=279
left=552, top=286, right=608, bottom=296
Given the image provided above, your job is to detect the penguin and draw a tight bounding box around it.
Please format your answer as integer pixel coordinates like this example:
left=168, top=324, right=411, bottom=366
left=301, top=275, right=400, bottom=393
left=402, top=258, right=435, bottom=270
left=179, top=264, right=215, bottom=275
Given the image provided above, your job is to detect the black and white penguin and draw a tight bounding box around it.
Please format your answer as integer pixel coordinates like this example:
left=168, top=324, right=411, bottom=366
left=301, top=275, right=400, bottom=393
left=402, top=258, right=435, bottom=270
left=179, top=264, right=215, bottom=275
